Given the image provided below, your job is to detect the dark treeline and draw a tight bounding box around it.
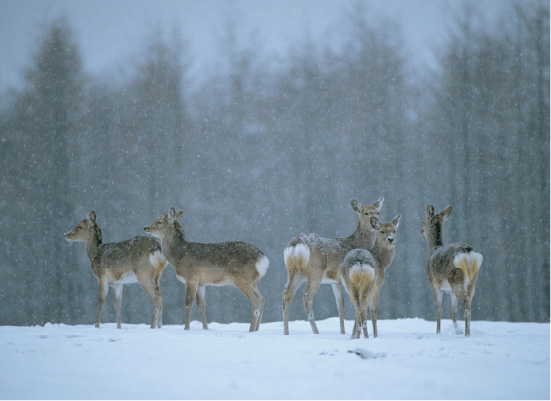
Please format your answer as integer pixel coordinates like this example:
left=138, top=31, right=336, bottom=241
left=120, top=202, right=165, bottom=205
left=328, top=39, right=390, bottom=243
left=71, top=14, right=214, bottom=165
left=0, top=1, right=549, bottom=327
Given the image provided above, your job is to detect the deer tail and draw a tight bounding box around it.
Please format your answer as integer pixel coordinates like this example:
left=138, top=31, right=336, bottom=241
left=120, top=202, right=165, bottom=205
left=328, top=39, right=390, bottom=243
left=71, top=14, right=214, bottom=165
left=453, top=251, right=483, bottom=281
left=283, top=243, right=310, bottom=273
left=349, top=263, right=375, bottom=288
left=255, top=255, right=270, bottom=277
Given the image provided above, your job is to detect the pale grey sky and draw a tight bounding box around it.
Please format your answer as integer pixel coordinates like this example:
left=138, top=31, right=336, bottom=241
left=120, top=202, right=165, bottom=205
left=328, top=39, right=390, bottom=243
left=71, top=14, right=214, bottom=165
left=0, top=0, right=504, bottom=92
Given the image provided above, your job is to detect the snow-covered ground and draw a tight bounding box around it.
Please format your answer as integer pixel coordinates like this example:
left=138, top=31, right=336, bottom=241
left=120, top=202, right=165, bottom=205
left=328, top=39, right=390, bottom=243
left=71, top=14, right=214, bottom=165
left=0, top=318, right=548, bottom=400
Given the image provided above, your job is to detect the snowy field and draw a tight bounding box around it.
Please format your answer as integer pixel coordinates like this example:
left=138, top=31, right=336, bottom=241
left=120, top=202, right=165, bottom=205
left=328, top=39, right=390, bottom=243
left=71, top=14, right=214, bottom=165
left=0, top=318, right=549, bottom=400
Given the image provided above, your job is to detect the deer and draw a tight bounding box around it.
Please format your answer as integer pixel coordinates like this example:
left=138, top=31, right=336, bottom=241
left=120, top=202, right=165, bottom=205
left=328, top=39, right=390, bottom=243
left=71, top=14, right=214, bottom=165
left=144, top=207, right=269, bottom=332
left=282, top=197, right=383, bottom=335
left=64, top=211, right=167, bottom=329
left=421, top=205, right=483, bottom=336
left=340, top=215, right=400, bottom=339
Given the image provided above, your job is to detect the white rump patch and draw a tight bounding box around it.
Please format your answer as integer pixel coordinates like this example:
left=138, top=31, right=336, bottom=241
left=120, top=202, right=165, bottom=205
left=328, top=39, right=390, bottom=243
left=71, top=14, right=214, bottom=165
left=256, top=256, right=269, bottom=277
left=283, top=243, right=311, bottom=265
left=348, top=263, right=375, bottom=288
left=471, top=252, right=483, bottom=268
left=350, top=263, right=375, bottom=278
left=149, top=250, right=166, bottom=268
left=454, top=251, right=483, bottom=280
left=453, top=252, right=483, bottom=269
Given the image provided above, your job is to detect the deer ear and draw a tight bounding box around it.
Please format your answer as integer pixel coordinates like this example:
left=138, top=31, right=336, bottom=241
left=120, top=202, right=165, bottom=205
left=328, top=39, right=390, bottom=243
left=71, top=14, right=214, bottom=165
left=169, top=207, right=176, bottom=220
left=441, top=205, right=452, bottom=219
left=373, top=197, right=384, bottom=211
left=370, top=216, right=381, bottom=229
left=87, top=211, right=96, bottom=223
left=426, top=205, right=435, bottom=218
left=175, top=209, right=184, bottom=220
left=392, top=214, right=401, bottom=229
left=350, top=199, right=362, bottom=213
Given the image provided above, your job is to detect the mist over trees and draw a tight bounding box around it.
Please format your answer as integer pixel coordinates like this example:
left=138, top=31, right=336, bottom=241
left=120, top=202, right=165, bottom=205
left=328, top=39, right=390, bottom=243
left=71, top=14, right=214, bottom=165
left=0, top=1, right=548, bottom=327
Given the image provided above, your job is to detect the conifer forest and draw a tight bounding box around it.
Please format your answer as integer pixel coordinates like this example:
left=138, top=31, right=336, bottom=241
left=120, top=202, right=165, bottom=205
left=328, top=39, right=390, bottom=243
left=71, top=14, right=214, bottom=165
left=0, top=1, right=548, bottom=327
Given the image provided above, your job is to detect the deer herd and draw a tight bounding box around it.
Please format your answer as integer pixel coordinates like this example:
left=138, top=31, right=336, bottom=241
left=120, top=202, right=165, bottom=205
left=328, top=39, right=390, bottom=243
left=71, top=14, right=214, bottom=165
left=65, top=197, right=483, bottom=338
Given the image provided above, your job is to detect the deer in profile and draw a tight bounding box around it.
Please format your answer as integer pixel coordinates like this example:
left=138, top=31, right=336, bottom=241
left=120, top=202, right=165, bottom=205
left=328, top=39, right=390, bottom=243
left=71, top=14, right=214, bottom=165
left=282, top=197, right=383, bottom=335
left=65, top=211, right=167, bottom=329
left=341, top=215, right=400, bottom=339
left=144, top=207, right=269, bottom=332
left=421, top=205, right=483, bottom=336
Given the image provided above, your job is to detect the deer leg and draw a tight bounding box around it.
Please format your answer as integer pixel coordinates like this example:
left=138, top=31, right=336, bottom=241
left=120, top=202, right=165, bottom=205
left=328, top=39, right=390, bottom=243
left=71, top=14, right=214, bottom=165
left=369, top=285, right=381, bottom=338
left=154, top=269, right=163, bottom=328
left=431, top=284, right=443, bottom=334
left=353, top=309, right=363, bottom=340
left=464, top=278, right=478, bottom=336
left=450, top=292, right=460, bottom=334
left=331, top=283, right=346, bottom=335
left=282, top=272, right=302, bottom=335
left=196, top=285, right=208, bottom=330
left=112, top=284, right=123, bottom=329
left=254, top=283, right=265, bottom=331
left=353, top=295, right=369, bottom=339
left=360, top=290, right=370, bottom=339
left=251, top=287, right=265, bottom=332
left=348, top=289, right=362, bottom=339
left=154, top=289, right=163, bottom=329
left=351, top=291, right=364, bottom=339
left=184, top=281, right=198, bottom=330
left=361, top=304, right=369, bottom=339
left=342, top=280, right=358, bottom=338
left=464, top=307, right=471, bottom=336
left=234, top=280, right=264, bottom=332
left=463, top=292, right=472, bottom=336
left=303, top=275, right=323, bottom=334
left=355, top=288, right=363, bottom=338
left=140, top=278, right=163, bottom=329
left=96, top=278, right=109, bottom=328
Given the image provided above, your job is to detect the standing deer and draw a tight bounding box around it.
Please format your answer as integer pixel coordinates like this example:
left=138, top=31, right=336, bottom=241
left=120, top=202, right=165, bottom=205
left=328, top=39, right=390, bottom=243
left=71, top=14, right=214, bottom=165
left=421, top=205, right=483, bottom=336
left=65, top=211, right=167, bottom=329
left=144, top=207, right=269, bottom=332
left=282, top=197, right=383, bottom=335
left=341, top=215, right=400, bottom=339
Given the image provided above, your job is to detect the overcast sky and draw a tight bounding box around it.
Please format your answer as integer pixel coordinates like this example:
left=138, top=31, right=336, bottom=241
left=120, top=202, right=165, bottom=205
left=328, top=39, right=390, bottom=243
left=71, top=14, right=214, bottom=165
left=0, top=0, right=505, bottom=93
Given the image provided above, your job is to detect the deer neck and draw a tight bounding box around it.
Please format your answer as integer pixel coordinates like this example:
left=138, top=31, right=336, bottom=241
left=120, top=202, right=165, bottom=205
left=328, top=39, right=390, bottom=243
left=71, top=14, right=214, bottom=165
left=350, top=219, right=377, bottom=250
left=84, top=236, right=100, bottom=262
left=427, top=224, right=444, bottom=253
left=371, top=240, right=396, bottom=270
left=161, top=223, right=187, bottom=263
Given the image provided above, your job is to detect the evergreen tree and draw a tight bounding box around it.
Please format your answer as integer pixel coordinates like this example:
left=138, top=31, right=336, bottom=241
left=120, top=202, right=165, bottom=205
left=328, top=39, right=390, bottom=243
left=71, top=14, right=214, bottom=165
left=0, top=17, right=84, bottom=324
